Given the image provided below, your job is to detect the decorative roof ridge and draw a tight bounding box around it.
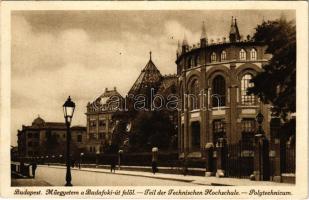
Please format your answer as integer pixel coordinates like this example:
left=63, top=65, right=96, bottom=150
left=163, top=74, right=178, bottom=78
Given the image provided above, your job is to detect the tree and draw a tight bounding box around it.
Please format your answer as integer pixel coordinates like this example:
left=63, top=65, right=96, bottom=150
left=248, top=17, right=296, bottom=122
left=128, top=111, right=176, bottom=152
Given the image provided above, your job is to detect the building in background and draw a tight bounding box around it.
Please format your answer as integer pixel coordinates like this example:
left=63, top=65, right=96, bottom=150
left=176, top=18, right=271, bottom=159
left=17, top=116, right=86, bottom=158
left=85, top=87, right=124, bottom=153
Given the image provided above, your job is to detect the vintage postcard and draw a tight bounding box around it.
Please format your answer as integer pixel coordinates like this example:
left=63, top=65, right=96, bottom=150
left=1, top=1, right=308, bottom=199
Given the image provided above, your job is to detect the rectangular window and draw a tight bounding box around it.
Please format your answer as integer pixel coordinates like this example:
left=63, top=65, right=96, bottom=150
left=211, top=53, right=217, bottom=63
left=99, top=120, right=106, bottom=127
left=90, top=120, right=97, bottom=127
left=241, top=119, right=255, bottom=132
left=213, top=119, right=226, bottom=144
left=241, top=118, right=256, bottom=143
left=250, top=49, right=257, bottom=60
left=77, top=135, right=82, bottom=142
left=239, top=49, right=246, bottom=60
left=221, top=51, right=227, bottom=61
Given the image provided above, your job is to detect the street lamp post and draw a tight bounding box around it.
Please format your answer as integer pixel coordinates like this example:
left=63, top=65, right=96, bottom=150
left=63, top=96, right=75, bottom=186
left=252, top=111, right=270, bottom=181
left=255, top=111, right=264, bottom=181
left=256, top=112, right=264, bottom=137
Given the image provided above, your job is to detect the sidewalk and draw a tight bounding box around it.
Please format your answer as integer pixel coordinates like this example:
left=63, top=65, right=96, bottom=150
left=46, top=165, right=293, bottom=186
left=11, top=178, right=52, bottom=186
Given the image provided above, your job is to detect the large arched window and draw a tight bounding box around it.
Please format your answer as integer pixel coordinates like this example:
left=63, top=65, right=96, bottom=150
left=189, top=79, right=200, bottom=110
left=241, top=73, right=255, bottom=105
left=239, top=49, right=246, bottom=60
left=221, top=50, right=227, bottom=61
left=250, top=48, right=257, bottom=60
left=212, top=75, right=226, bottom=107
left=211, top=52, right=217, bottom=63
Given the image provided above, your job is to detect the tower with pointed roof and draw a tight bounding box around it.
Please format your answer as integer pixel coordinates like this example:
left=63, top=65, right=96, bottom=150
left=128, top=52, right=163, bottom=98
left=176, top=40, right=181, bottom=58
left=200, top=21, right=208, bottom=47
left=229, top=16, right=241, bottom=42
left=182, top=34, right=189, bottom=53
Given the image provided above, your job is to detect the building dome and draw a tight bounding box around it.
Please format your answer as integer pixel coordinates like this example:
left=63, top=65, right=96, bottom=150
left=32, top=115, right=45, bottom=126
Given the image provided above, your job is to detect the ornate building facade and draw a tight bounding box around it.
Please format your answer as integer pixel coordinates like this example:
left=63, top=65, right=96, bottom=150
left=176, top=18, right=271, bottom=159
left=85, top=87, right=124, bottom=153
left=112, top=53, right=178, bottom=151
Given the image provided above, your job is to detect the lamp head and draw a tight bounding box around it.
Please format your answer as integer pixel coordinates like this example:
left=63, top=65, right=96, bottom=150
left=63, top=96, right=76, bottom=124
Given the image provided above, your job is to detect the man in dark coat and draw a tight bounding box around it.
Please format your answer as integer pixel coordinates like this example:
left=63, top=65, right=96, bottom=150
left=111, top=157, right=116, bottom=173
left=31, top=161, right=37, bottom=178
left=152, top=161, right=157, bottom=174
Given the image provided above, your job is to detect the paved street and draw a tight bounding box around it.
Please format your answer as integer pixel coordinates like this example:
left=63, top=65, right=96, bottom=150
left=35, top=165, right=196, bottom=186
left=27, top=165, right=293, bottom=187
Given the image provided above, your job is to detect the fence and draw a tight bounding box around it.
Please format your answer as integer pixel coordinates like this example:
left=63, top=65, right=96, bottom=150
left=285, top=144, right=296, bottom=173
left=225, top=141, right=254, bottom=178
left=24, top=151, right=180, bottom=167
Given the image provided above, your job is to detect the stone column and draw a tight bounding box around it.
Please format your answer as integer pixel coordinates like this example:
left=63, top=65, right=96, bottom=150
left=183, top=70, right=189, bottom=157
left=215, top=138, right=227, bottom=177
left=269, top=117, right=281, bottom=182
left=229, top=64, right=238, bottom=144
left=272, top=138, right=282, bottom=182
left=205, top=143, right=214, bottom=176
left=253, top=135, right=270, bottom=181
left=200, top=66, right=207, bottom=151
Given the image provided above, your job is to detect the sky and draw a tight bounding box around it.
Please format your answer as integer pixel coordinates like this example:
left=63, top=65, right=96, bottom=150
left=11, top=10, right=295, bottom=145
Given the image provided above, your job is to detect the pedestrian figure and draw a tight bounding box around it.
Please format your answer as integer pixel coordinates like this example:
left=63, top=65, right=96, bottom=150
left=183, top=159, right=188, bottom=176
left=111, top=158, right=116, bottom=173
left=152, top=161, right=157, bottom=174
left=71, top=159, right=75, bottom=168
left=31, top=161, right=37, bottom=178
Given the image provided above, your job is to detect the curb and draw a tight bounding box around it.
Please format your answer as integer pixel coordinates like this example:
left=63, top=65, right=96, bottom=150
left=43, top=165, right=195, bottom=183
